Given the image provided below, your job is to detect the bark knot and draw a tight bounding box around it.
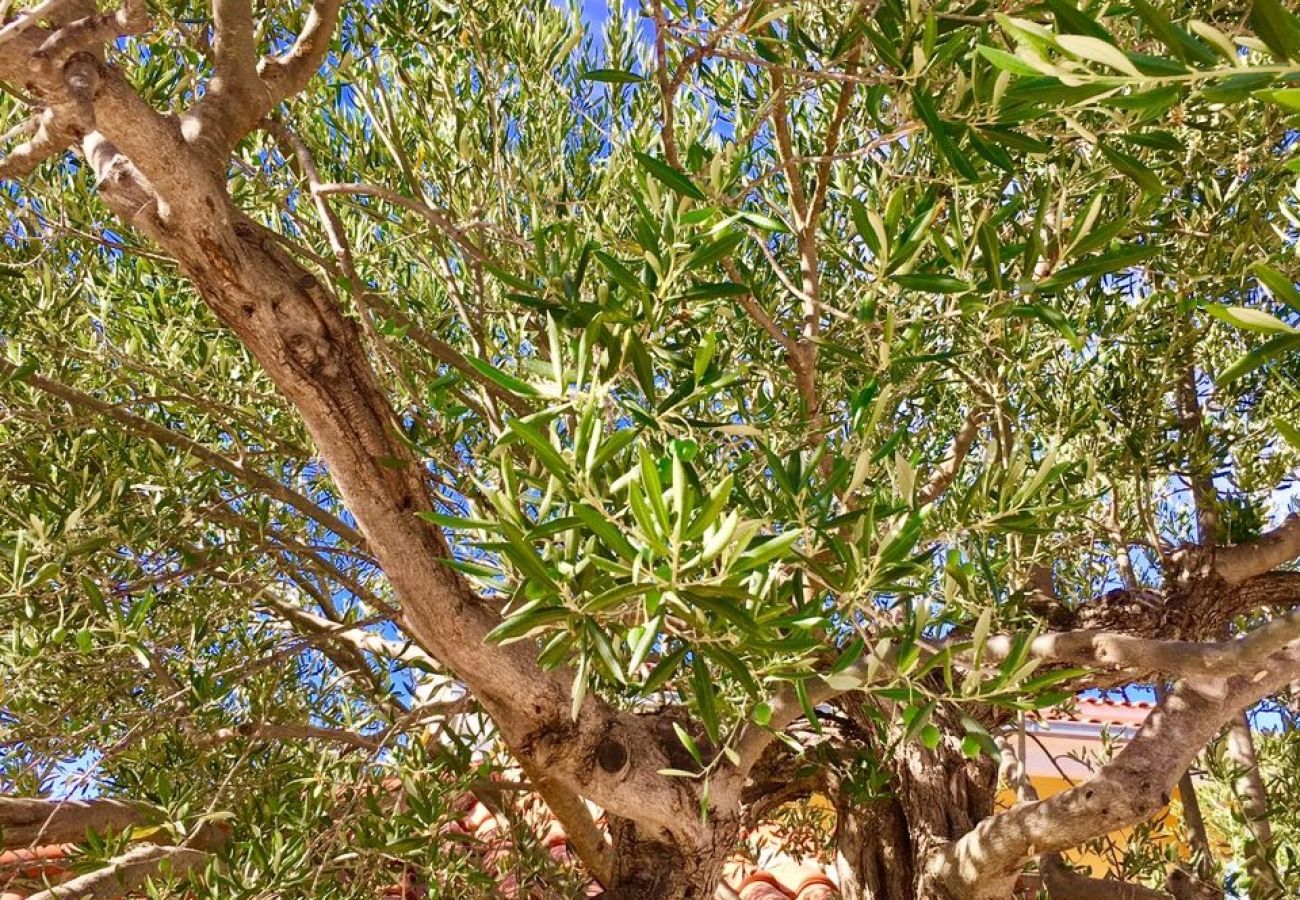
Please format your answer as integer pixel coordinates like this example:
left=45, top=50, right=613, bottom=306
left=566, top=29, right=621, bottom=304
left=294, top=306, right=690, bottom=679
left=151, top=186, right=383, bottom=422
left=596, top=737, right=629, bottom=775
left=283, top=330, right=334, bottom=377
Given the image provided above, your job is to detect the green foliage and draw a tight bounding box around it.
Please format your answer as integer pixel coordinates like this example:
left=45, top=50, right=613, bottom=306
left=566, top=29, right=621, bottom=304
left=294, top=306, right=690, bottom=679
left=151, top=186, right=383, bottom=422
left=2, top=0, right=1300, bottom=892
left=1201, top=714, right=1300, bottom=894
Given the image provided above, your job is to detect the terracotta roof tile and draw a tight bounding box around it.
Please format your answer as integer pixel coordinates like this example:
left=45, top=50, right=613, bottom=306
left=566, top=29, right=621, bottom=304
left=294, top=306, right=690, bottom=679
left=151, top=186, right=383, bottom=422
left=1050, top=697, right=1154, bottom=728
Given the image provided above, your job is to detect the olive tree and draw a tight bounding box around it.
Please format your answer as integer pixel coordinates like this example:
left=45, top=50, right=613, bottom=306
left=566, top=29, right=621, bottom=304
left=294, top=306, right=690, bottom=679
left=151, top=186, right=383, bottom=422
left=2, top=0, right=1300, bottom=898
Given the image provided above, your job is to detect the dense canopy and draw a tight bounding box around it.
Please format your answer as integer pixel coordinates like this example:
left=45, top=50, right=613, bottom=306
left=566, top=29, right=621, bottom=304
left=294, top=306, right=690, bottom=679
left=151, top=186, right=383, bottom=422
left=1, top=0, right=1300, bottom=898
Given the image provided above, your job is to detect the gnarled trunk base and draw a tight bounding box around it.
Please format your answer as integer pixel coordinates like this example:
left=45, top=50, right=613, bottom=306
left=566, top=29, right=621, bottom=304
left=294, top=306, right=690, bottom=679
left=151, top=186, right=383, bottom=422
left=602, top=815, right=731, bottom=900
left=832, top=708, right=998, bottom=900
left=834, top=794, right=914, bottom=900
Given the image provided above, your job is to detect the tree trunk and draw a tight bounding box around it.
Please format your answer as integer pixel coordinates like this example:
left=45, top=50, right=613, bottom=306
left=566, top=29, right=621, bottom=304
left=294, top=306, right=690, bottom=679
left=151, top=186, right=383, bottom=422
left=832, top=705, right=998, bottom=900
left=834, top=794, right=914, bottom=900
left=603, top=815, right=732, bottom=900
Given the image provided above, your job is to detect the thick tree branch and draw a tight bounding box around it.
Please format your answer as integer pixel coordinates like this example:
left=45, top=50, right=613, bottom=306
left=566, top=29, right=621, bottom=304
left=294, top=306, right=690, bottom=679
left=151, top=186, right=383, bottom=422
left=998, top=730, right=1193, bottom=900
left=0, top=0, right=78, bottom=47
left=30, top=0, right=149, bottom=61
left=982, top=608, right=1300, bottom=683
left=736, top=607, right=1300, bottom=781
left=1039, top=853, right=1174, bottom=900
left=924, top=644, right=1300, bottom=899
left=0, top=798, right=154, bottom=849
left=0, top=105, right=75, bottom=177
left=210, top=0, right=258, bottom=86
left=25, top=843, right=211, bottom=900
left=516, top=756, right=614, bottom=887
left=731, top=642, right=897, bottom=778
left=1154, top=682, right=1215, bottom=877
left=0, top=6, right=154, bottom=180
left=182, top=0, right=270, bottom=155
left=184, top=0, right=340, bottom=161
left=256, top=0, right=342, bottom=106
left=80, top=115, right=704, bottom=866
left=84, top=77, right=219, bottom=222
left=1215, top=515, right=1300, bottom=585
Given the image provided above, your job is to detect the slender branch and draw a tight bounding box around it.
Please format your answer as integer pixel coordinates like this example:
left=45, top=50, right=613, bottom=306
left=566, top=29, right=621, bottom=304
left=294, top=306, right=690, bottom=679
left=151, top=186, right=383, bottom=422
left=1176, top=354, right=1218, bottom=545
left=1174, top=341, right=1300, bottom=585
left=1, top=359, right=365, bottom=547
left=314, top=181, right=498, bottom=270
left=649, top=0, right=680, bottom=170
left=516, top=756, right=613, bottom=887
left=731, top=642, right=899, bottom=777
left=265, top=121, right=527, bottom=415
left=768, top=68, right=809, bottom=228
left=1164, top=868, right=1225, bottom=900
left=769, top=66, right=823, bottom=420
left=805, top=0, right=874, bottom=230
left=210, top=0, right=258, bottom=86
left=1225, top=710, right=1283, bottom=894
left=261, top=594, right=435, bottom=668
left=917, top=408, right=984, bottom=506
left=192, top=721, right=390, bottom=751
left=1107, top=484, right=1140, bottom=589
left=722, top=258, right=799, bottom=353
left=259, top=583, right=415, bottom=719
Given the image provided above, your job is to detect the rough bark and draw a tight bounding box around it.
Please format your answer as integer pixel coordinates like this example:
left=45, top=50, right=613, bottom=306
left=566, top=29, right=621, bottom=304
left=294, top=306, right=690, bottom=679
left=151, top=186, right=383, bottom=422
left=833, top=794, right=914, bottom=900
left=603, top=814, right=735, bottom=900
left=4, top=7, right=1300, bottom=900
left=829, top=701, right=997, bottom=900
